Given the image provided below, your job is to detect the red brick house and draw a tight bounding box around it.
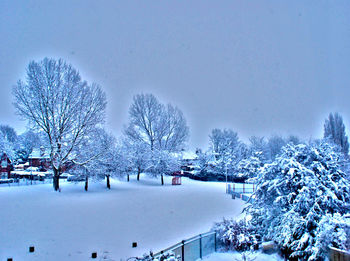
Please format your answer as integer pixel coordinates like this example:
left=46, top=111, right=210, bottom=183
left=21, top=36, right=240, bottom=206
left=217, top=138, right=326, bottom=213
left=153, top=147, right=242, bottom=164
left=0, top=153, right=13, bottom=179
left=28, top=147, right=51, bottom=170
left=28, top=147, right=73, bottom=173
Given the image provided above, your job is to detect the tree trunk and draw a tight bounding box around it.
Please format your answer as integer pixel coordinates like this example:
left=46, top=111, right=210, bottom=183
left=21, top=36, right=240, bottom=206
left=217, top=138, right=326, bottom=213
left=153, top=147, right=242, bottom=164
left=127, top=174, right=130, bottom=182
left=85, top=176, right=88, bottom=191
left=53, top=168, right=60, bottom=191
left=161, top=174, right=164, bottom=185
left=137, top=167, right=141, bottom=181
left=106, top=175, right=110, bottom=189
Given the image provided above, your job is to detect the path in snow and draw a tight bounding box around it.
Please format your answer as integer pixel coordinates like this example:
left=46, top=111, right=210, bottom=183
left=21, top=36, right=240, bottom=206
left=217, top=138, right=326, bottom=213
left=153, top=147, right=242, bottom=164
left=0, top=175, right=244, bottom=261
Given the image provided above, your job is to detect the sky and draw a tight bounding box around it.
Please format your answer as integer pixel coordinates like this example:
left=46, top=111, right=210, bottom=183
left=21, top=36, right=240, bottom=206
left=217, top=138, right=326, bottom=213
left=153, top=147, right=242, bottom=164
left=1, top=0, right=350, bottom=150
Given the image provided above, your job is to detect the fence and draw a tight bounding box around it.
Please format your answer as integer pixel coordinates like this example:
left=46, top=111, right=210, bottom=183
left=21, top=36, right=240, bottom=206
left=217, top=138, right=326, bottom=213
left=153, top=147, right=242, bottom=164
left=226, top=183, right=255, bottom=194
left=226, top=183, right=256, bottom=203
left=152, top=232, right=217, bottom=261
left=0, top=178, right=52, bottom=187
left=329, top=247, right=350, bottom=261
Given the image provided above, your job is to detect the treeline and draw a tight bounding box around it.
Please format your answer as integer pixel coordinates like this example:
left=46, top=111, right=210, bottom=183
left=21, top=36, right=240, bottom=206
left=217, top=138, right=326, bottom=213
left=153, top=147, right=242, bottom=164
left=5, top=57, right=350, bottom=190
left=191, top=112, right=349, bottom=182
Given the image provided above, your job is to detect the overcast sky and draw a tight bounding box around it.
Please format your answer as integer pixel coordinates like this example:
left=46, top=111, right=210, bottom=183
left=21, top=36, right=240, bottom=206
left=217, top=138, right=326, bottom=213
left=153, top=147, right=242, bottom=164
left=1, top=0, right=350, bottom=149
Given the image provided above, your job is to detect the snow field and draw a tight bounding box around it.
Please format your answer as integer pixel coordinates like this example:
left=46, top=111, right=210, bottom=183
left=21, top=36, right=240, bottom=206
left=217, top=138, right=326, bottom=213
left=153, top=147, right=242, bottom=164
left=0, top=175, right=244, bottom=261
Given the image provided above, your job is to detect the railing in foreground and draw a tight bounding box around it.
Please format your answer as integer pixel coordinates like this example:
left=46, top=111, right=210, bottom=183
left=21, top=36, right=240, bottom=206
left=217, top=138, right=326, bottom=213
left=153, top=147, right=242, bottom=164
left=329, top=246, right=350, bottom=261
left=152, top=231, right=217, bottom=261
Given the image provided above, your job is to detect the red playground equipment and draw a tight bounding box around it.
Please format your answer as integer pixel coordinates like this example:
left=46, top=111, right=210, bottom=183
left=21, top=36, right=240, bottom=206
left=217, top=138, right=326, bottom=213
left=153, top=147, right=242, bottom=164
left=171, top=170, right=183, bottom=185
left=172, top=176, right=181, bottom=185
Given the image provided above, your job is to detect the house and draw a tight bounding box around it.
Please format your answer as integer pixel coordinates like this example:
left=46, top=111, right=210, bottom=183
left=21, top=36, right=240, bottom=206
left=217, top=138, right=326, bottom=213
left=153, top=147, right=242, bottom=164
left=28, top=147, right=74, bottom=173
left=181, top=151, right=199, bottom=172
left=0, top=153, right=13, bottom=179
left=28, top=147, right=51, bottom=171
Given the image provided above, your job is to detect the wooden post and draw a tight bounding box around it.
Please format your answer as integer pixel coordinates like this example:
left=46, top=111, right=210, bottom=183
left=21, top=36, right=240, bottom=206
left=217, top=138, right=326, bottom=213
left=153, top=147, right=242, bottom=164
left=243, top=183, right=245, bottom=194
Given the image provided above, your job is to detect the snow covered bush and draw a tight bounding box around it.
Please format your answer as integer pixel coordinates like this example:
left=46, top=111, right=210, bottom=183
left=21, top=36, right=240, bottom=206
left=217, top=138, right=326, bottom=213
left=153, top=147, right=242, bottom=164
left=246, top=141, right=350, bottom=260
left=236, top=152, right=264, bottom=182
left=213, top=218, right=260, bottom=251
left=140, top=251, right=180, bottom=261
left=310, top=213, right=350, bottom=259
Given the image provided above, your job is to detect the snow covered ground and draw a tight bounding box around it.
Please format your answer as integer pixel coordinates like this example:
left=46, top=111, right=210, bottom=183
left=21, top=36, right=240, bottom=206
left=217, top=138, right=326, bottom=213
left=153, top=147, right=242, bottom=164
left=199, top=251, right=283, bottom=261
left=0, top=175, right=244, bottom=261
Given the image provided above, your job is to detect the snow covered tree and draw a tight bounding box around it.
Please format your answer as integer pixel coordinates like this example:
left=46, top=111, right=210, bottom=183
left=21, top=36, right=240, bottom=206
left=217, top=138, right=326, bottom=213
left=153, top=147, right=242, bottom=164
left=72, top=128, right=117, bottom=190
left=13, top=58, right=107, bottom=191
left=236, top=152, right=264, bottom=182
left=125, top=93, right=189, bottom=152
left=246, top=141, right=350, bottom=260
left=266, top=135, right=286, bottom=161
left=148, top=149, right=180, bottom=185
left=248, top=136, right=268, bottom=162
left=0, top=124, right=18, bottom=161
left=287, top=135, right=302, bottom=146
left=16, top=129, right=46, bottom=163
left=124, top=93, right=189, bottom=183
left=123, top=138, right=152, bottom=181
left=324, top=112, right=349, bottom=155
left=208, top=128, right=244, bottom=181
left=0, top=125, right=18, bottom=144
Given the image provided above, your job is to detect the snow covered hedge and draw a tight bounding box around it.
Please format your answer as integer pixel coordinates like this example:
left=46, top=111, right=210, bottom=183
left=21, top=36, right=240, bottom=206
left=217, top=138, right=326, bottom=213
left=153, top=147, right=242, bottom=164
left=245, top=141, right=350, bottom=260
left=213, top=218, right=260, bottom=251
left=140, top=251, right=180, bottom=261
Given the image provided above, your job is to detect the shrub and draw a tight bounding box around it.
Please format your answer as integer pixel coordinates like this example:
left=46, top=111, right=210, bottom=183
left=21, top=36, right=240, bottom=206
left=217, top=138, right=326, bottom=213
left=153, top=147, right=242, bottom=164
left=213, top=218, right=260, bottom=251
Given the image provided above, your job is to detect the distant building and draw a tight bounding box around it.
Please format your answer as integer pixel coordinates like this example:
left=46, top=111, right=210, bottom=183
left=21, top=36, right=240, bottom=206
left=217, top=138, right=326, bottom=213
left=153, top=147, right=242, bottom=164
left=0, top=153, right=13, bottom=179
left=28, top=147, right=74, bottom=173
left=28, top=147, right=51, bottom=171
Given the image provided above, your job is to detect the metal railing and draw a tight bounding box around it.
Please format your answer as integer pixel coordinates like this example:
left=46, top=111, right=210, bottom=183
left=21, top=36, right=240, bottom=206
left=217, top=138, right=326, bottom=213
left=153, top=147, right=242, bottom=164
left=226, top=183, right=255, bottom=194
left=226, top=183, right=256, bottom=203
left=152, top=232, right=217, bottom=261
left=329, top=246, right=350, bottom=261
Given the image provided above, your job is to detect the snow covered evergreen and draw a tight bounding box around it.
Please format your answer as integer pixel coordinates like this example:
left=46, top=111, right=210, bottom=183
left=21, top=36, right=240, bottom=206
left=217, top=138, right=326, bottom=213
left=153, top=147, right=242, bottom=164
left=245, top=141, right=350, bottom=260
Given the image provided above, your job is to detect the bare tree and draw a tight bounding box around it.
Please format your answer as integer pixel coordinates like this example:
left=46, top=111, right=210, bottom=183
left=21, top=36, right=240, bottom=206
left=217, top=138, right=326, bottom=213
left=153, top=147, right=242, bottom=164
left=124, top=93, right=189, bottom=183
left=0, top=125, right=18, bottom=143
left=125, top=94, right=189, bottom=152
left=13, top=58, right=107, bottom=191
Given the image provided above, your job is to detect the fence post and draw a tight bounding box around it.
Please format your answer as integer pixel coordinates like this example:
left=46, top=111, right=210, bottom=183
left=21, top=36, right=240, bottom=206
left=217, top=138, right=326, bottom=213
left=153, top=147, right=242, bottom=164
left=182, top=240, right=185, bottom=261
left=243, top=183, right=245, bottom=194
left=199, top=234, right=202, bottom=259
left=214, top=232, right=217, bottom=252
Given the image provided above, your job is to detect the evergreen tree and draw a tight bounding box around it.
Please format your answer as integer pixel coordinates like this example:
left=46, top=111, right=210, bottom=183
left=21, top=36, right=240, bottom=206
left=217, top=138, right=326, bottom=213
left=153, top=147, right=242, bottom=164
left=246, top=142, right=350, bottom=260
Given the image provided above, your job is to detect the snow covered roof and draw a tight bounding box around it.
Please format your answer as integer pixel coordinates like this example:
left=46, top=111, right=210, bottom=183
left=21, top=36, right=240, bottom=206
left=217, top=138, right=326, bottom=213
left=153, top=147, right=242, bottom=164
left=182, top=151, right=198, bottom=160
left=28, top=148, right=50, bottom=159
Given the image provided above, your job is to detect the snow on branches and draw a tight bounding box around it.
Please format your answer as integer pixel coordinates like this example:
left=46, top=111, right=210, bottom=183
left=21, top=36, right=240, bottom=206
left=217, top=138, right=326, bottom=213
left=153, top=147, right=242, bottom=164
left=245, top=141, right=350, bottom=260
